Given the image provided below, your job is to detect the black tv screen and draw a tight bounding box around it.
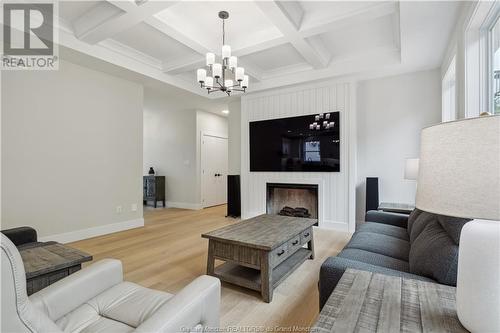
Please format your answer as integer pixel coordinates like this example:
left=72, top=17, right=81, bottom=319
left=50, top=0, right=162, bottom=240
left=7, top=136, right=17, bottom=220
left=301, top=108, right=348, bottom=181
left=249, top=112, right=340, bottom=172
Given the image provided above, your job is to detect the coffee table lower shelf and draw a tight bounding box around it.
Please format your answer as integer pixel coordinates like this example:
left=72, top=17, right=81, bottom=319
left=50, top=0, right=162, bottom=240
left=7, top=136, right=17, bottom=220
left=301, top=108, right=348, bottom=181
left=213, top=248, right=312, bottom=292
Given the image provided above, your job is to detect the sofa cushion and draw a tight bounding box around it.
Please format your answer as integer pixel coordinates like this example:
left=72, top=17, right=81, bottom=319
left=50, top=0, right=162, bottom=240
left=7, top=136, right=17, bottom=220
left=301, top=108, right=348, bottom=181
left=409, top=211, right=436, bottom=243
left=345, top=232, right=410, bottom=261
left=338, top=248, right=410, bottom=272
left=409, top=219, right=464, bottom=286
left=357, top=222, right=409, bottom=241
left=438, top=215, right=471, bottom=244
left=407, top=208, right=424, bottom=236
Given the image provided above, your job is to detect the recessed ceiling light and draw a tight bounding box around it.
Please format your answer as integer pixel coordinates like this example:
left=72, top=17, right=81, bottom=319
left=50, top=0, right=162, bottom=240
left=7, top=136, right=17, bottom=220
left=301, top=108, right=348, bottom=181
left=221, top=110, right=230, bottom=114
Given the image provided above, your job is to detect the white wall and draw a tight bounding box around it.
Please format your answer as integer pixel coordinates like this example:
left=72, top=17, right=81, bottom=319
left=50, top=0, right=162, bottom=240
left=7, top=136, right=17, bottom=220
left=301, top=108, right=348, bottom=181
left=143, top=87, right=228, bottom=209
left=228, top=99, right=241, bottom=175
left=143, top=87, right=198, bottom=208
left=241, top=80, right=357, bottom=232
left=2, top=59, right=144, bottom=241
left=356, top=69, right=442, bottom=222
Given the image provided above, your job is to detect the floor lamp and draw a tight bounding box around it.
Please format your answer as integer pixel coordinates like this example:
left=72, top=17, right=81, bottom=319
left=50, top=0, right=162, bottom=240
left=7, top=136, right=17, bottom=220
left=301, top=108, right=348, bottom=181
left=416, top=115, right=500, bottom=332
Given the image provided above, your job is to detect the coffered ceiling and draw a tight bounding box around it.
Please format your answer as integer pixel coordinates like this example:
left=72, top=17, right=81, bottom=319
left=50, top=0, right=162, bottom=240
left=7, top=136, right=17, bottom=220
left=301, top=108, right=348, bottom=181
left=43, top=1, right=462, bottom=98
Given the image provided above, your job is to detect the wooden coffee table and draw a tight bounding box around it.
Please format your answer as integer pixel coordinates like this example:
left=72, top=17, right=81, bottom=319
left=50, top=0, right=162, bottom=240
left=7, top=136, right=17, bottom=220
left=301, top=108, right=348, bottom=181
left=202, top=214, right=316, bottom=302
left=19, top=242, right=92, bottom=295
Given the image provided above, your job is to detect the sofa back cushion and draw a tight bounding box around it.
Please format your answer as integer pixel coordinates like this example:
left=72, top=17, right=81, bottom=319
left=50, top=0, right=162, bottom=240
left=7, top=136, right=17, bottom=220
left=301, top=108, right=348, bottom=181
left=408, top=213, right=471, bottom=285
left=407, top=209, right=423, bottom=236
left=409, top=210, right=436, bottom=243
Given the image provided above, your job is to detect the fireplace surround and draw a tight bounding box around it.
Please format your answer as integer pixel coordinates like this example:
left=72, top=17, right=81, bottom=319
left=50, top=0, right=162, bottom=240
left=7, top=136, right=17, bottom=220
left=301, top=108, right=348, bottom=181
left=266, top=183, right=319, bottom=224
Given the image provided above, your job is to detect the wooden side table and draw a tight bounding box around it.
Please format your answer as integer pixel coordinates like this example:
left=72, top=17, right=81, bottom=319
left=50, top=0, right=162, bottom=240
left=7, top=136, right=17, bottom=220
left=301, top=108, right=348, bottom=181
left=19, top=243, right=93, bottom=295
left=312, top=269, right=469, bottom=333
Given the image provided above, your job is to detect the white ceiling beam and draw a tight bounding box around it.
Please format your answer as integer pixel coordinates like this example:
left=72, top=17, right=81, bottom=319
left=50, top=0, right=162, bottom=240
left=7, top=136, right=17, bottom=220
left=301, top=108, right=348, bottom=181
left=74, top=1, right=176, bottom=44
left=255, top=1, right=330, bottom=69
left=299, top=2, right=398, bottom=38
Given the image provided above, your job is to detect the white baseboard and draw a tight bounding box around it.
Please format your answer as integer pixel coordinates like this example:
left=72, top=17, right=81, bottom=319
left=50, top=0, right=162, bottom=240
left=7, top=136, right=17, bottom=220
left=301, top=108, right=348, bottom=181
left=39, top=218, right=144, bottom=244
left=166, top=201, right=203, bottom=210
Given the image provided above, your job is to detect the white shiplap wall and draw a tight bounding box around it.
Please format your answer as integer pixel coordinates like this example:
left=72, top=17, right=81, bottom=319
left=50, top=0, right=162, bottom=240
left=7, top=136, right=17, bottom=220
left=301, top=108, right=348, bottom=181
left=241, top=80, right=357, bottom=232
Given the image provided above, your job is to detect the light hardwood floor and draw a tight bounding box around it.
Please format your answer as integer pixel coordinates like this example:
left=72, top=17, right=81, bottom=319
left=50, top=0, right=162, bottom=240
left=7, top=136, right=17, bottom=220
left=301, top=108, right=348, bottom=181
left=69, top=205, right=351, bottom=330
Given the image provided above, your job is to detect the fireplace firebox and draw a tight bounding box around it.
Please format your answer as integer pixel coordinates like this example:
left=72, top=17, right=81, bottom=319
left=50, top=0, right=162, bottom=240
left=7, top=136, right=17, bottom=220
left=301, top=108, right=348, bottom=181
left=266, top=183, right=318, bottom=225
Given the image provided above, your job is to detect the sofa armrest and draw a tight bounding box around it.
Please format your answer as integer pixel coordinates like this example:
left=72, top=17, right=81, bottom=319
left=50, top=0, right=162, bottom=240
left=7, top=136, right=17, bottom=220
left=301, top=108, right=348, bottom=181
left=365, top=210, right=409, bottom=228
left=30, top=259, right=123, bottom=321
left=319, top=256, right=434, bottom=309
left=1, top=227, right=37, bottom=246
left=135, top=275, right=220, bottom=333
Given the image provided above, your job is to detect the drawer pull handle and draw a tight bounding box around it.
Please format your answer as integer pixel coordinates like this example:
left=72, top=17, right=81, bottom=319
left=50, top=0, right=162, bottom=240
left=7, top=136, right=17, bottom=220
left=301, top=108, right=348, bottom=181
left=277, top=250, right=285, bottom=256
left=304, top=233, right=310, bottom=237
left=292, top=240, right=299, bottom=245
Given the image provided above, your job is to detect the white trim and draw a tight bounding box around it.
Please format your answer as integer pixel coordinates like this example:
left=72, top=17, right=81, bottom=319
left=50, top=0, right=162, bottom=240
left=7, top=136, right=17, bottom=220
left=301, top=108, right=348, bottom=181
left=166, top=201, right=203, bottom=210
left=200, top=132, right=229, bottom=208
left=316, top=222, right=350, bottom=232
left=39, top=218, right=144, bottom=244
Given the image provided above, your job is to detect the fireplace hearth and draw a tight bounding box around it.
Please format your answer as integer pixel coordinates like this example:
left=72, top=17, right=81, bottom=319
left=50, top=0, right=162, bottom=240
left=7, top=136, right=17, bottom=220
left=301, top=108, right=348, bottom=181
left=266, top=183, right=318, bottom=223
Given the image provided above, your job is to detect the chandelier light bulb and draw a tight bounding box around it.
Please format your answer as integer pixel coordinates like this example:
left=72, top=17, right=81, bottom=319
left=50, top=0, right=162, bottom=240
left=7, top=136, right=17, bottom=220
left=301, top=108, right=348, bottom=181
left=228, top=56, right=237, bottom=69
left=242, top=75, right=249, bottom=88
left=205, top=76, right=213, bottom=88
left=212, top=63, right=222, bottom=78
left=235, top=67, right=244, bottom=81
left=325, top=113, right=330, bottom=119
left=316, top=124, right=321, bottom=130
left=206, top=52, right=215, bottom=66
left=197, top=68, right=206, bottom=83
left=309, top=124, right=314, bottom=130
left=222, top=45, right=231, bottom=59
left=315, top=115, right=320, bottom=121
left=323, top=121, right=328, bottom=127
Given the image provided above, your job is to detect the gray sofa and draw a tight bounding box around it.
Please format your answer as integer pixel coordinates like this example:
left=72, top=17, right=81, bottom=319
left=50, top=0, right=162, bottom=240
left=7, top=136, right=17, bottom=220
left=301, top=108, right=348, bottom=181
left=319, top=209, right=471, bottom=309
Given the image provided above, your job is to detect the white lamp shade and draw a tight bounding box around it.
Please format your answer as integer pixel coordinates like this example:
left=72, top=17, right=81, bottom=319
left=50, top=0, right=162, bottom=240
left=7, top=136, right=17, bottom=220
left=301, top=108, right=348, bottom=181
left=235, top=67, right=244, bottom=81
left=206, top=52, right=215, bottom=66
left=241, top=75, right=249, bottom=88
left=404, top=158, right=419, bottom=180
left=222, top=45, right=231, bottom=59
left=212, top=63, right=222, bottom=78
left=205, top=76, right=213, bottom=88
left=228, top=56, right=237, bottom=69
left=416, top=115, right=500, bottom=220
left=196, top=69, right=206, bottom=83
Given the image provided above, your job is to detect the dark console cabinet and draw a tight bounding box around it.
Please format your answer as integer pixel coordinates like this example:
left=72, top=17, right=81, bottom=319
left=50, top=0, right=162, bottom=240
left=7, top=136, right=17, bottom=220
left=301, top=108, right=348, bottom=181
left=143, top=176, right=165, bottom=208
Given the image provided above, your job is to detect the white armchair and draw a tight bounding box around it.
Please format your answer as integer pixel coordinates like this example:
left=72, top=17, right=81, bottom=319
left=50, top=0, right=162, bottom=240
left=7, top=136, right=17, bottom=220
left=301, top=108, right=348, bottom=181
left=1, top=234, right=220, bottom=333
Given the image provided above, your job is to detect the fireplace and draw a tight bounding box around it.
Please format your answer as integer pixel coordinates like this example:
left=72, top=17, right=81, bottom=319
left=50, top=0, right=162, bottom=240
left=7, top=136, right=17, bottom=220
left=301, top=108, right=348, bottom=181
left=266, top=183, right=318, bottom=224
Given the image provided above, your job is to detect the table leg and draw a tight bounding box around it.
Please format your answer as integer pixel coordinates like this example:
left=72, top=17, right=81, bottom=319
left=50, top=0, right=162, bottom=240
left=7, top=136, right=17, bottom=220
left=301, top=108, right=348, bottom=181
left=207, top=241, right=215, bottom=275
left=308, top=229, right=315, bottom=259
left=260, top=251, right=273, bottom=302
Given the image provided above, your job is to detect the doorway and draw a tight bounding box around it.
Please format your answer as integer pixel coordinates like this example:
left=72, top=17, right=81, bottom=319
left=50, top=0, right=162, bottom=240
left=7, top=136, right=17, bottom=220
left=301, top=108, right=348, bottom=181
left=201, top=134, right=228, bottom=208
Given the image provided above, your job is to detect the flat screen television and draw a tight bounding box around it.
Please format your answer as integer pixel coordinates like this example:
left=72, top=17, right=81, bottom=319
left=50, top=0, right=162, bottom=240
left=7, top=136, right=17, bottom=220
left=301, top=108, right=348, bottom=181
left=249, top=112, right=340, bottom=172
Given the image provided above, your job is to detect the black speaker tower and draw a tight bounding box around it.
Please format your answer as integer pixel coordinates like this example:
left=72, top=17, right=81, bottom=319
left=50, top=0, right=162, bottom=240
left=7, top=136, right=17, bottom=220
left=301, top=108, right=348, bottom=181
left=365, top=177, right=379, bottom=212
left=227, top=175, right=241, bottom=217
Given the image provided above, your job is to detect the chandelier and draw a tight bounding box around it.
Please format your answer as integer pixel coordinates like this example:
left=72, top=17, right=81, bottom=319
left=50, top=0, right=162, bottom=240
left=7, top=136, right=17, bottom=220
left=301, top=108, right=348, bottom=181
left=309, top=113, right=334, bottom=130
left=196, top=11, right=249, bottom=96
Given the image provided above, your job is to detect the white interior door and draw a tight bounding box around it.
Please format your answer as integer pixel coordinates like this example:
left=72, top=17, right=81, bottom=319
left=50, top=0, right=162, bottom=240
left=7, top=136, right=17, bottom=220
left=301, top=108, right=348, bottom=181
left=201, top=134, right=228, bottom=208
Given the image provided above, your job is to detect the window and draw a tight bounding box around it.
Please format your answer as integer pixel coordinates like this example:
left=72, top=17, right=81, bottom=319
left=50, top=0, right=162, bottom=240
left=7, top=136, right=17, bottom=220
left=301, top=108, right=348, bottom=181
left=442, top=56, right=456, bottom=122
left=303, top=141, right=320, bottom=162
left=490, top=16, right=500, bottom=114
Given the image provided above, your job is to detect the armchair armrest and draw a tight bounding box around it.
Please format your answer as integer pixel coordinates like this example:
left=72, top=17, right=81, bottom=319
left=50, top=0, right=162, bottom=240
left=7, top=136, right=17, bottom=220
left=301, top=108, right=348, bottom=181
left=135, top=275, right=220, bottom=333
left=1, top=227, right=37, bottom=246
left=365, top=210, right=409, bottom=228
left=30, top=259, right=123, bottom=321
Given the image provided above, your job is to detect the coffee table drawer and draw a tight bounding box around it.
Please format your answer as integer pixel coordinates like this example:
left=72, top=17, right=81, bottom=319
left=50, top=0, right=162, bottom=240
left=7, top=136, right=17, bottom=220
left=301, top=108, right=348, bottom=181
left=271, top=242, right=288, bottom=266
left=287, top=235, right=302, bottom=254
left=300, top=228, right=312, bottom=244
